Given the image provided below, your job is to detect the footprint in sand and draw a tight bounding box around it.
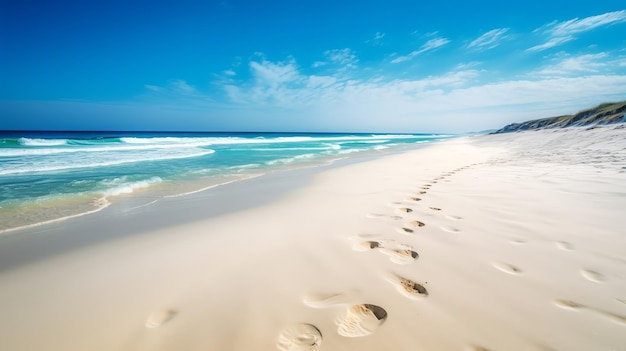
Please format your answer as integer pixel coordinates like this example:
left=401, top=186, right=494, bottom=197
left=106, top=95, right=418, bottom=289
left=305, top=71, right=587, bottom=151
left=416, top=190, right=427, bottom=194
left=379, top=248, right=419, bottom=264
left=446, top=215, right=462, bottom=220
left=386, top=275, right=428, bottom=300
left=429, top=207, right=441, bottom=211
left=354, top=240, right=418, bottom=265
left=395, top=207, right=413, bottom=214
left=492, top=262, right=522, bottom=275
left=407, top=220, right=425, bottom=227
left=399, top=220, right=425, bottom=234
left=336, top=304, right=388, bottom=337
left=145, top=309, right=177, bottom=328
left=353, top=240, right=382, bottom=251
left=581, top=269, right=605, bottom=283
left=277, top=323, right=323, bottom=351
left=510, top=238, right=526, bottom=244
left=398, top=227, right=414, bottom=234
left=407, top=197, right=422, bottom=201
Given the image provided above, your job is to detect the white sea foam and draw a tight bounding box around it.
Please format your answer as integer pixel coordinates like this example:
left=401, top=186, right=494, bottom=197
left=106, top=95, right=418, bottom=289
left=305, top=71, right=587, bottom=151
left=0, top=149, right=215, bottom=175
left=338, top=149, right=364, bottom=154
left=2, top=134, right=444, bottom=157
left=18, top=138, right=68, bottom=146
left=265, top=153, right=317, bottom=165
left=100, top=177, right=163, bottom=197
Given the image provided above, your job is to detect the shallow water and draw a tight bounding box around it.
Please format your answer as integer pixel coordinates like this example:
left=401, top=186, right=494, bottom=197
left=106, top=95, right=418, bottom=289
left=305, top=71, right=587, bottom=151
left=0, top=131, right=452, bottom=231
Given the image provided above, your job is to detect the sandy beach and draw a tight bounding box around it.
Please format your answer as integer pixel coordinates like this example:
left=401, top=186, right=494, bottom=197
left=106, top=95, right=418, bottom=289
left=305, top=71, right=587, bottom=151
left=1, top=125, right=625, bottom=351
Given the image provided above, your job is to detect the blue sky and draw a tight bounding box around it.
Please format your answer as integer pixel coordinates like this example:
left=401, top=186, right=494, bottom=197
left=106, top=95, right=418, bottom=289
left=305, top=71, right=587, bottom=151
left=1, top=0, right=626, bottom=133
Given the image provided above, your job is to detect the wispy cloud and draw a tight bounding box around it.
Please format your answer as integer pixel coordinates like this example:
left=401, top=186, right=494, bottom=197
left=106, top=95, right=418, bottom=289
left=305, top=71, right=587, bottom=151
left=527, top=36, right=576, bottom=52
left=144, top=80, right=198, bottom=96
left=528, top=10, right=626, bottom=52
left=366, top=32, right=385, bottom=45
left=468, top=28, right=510, bottom=50
left=391, top=37, right=450, bottom=63
left=311, top=49, right=359, bottom=69
left=324, top=48, right=359, bottom=68
left=534, top=52, right=609, bottom=76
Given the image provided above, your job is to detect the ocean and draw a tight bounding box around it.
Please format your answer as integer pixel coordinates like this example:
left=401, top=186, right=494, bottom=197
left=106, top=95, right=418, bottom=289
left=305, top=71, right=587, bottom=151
left=0, top=131, right=453, bottom=232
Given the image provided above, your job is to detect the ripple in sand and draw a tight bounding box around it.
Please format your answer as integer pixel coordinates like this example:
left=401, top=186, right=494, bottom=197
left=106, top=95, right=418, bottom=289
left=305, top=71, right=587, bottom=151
left=336, top=304, right=387, bottom=337
left=554, top=299, right=582, bottom=309
left=554, top=300, right=626, bottom=324
left=277, top=324, right=322, bottom=351
left=556, top=241, right=573, bottom=251
left=581, top=269, right=605, bottom=283
left=467, top=345, right=492, bottom=351
left=441, top=226, right=460, bottom=233
left=145, top=309, right=177, bottom=328
left=492, top=262, right=522, bottom=275
left=366, top=213, right=403, bottom=221
left=303, top=292, right=355, bottom=308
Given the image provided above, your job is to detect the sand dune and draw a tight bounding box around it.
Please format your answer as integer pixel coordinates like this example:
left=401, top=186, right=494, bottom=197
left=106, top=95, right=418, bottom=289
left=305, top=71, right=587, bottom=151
left=0, top=125, right=625, bottom=351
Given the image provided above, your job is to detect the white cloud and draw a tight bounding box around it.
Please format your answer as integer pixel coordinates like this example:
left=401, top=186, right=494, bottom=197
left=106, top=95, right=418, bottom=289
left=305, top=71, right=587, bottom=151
left=307, top=75, right=337, bottom=88
left=527, top=36, right=575, bottom=52
left=172, top=80, right=197, bottom=94
left=324, top=48, right=359, bottom=68
left=134, top=52, right=626, bottom=133
left=144, top=84, right=162, bottom=92
left=391, top=37, right=450, bottom=63
left=534, top=52, right=609, bottom=76
left=550, top=10, right=626, bottom=36
left=216, top=55, right=626, bottom=132
left=528, top=10, right=626, bottom=52
left=468, top=28, right=510, bottom=50
left=144, top=80, right=198, bottom=96
left=223, top=70, right=236, bottom=76
left=367, top=32, right=385, bottom=45
left=249, top=58, right=301, bottom=87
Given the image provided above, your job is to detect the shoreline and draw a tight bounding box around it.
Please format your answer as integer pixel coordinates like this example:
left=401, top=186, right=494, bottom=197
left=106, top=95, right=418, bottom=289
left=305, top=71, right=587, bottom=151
left=0, top=137, right=439, bottom=234
left=1, top=126, right=625, bottom=351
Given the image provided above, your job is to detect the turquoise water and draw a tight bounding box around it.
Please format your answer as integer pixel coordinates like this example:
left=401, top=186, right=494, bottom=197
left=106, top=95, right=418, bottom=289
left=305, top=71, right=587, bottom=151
left=0, top=131, right=453, bottom=231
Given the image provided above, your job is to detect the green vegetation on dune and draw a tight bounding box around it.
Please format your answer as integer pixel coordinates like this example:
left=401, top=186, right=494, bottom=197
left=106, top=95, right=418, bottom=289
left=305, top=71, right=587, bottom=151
left=494, top=100, right=626, bottom=133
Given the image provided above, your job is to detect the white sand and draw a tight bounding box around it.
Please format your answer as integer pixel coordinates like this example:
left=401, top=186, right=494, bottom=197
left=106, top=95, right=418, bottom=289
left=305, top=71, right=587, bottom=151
left=0, top=125, right=625, bottom=351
